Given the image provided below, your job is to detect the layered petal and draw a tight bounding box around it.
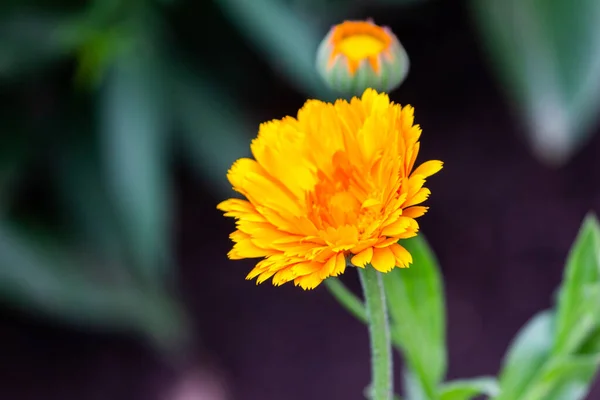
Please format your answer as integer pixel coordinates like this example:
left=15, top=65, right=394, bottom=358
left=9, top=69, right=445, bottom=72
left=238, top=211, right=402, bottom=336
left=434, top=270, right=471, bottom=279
left=218, top=88, right=442, bottom=289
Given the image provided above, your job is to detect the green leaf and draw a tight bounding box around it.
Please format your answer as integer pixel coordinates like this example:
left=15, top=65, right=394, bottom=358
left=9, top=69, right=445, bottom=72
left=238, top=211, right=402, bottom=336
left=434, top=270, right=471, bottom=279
left=402, top=368, right=429, bottom=400
left=214, top=0, right=337, bottom=100
left=470, top=0, right=600, bottom=165
left=172, top=67, right=253, bottom=197
left=324, top=277, right=367, bottom=324
left=52, top=133, right=127, bottom=263
left=0, top=219, right=186, bottom=349
left=520, top=355, right=600, bottom=400
left=439, top=377, right=500, bottom=400
left=578, top=325, right=600, bottom=355
left=496, top=310, right=554, bottom=400
left=383, top=234, right=446, bottom=399
left=99, top=31, right=172, bottom=283
left=0, top=12, right=77, bottom=80
left=554, top=213, right=600, bottom=355
left=74, top=26, right=134, bottom=89
left=0, top=134, right=30, bottom=214
left=365, top=0, right=428, bottom=5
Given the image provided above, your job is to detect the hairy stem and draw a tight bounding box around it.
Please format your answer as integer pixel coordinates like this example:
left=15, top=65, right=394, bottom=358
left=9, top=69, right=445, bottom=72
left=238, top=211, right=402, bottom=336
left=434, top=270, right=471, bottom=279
left=358, top=266, right=393, bottom=400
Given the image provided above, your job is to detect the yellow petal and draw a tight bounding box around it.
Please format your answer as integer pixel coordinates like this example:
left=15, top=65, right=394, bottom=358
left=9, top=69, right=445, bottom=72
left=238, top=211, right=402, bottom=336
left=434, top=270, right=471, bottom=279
left=256, top=269, right=277, bottom=284
left=402, top=206, right=428, bottom=218
left=218, top=87, right=440, bottom=289
left=273, top=268, right=297, bottom=285
left=320, top=255, right=338, bottom=279
left=229, top=240, right=273, bottom=259
left=374, top=237, right=399, bottom=248
left=397, top=231, right=418, bottom=239
left=412, top=160, right=443, bottom=178
left=389, top=243, right=412, bottom=267
left=371, top=246, right=396, bottom=273
left=292, top=261, right=323, bottom=276
left=294, top=273, right=323, bottom=290
left=381, top=216, right=412, bottom=236
left=349, top=238, right=379, bottom=254
left=404, top=188, right=431, bottom=208
left=332, top=252, right=347, bottom=276
left=246, top=264, right=266, bottom=280
left=361, top=198, right=381, bottom=208
left=351, top=247, right=373, bottom=267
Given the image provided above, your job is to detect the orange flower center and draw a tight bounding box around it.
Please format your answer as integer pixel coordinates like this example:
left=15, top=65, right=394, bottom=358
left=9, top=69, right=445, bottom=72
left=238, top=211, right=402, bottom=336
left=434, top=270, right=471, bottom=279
left=307, top=151, right=386, bottom=239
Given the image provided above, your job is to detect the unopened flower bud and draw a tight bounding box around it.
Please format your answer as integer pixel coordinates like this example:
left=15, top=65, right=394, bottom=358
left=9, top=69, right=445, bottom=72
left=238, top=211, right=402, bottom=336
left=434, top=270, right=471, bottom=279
left=316, top=20, right=410, bottom=96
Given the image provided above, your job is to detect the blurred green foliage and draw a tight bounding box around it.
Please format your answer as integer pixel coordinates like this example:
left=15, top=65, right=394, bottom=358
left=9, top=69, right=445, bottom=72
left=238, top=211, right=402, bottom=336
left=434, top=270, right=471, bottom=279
left=2, top=0, right=600, bottom=361
left=497, top=214, right=600, bottom=400
left=331, top=216, right=600, bottom=400
left=471, top=0, right=600, bottom=165
left=0, top=0, right=432, bottom=351
left=384, top=235, right=446, bottom=399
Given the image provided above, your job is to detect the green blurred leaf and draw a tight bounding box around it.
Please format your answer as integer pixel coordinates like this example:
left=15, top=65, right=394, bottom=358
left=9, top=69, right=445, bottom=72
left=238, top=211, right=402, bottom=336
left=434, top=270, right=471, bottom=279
left=325, top=277, right=368, bottom=324
left=172, top=66, right=252, bottom=197
left=74, top=26, right=134, bottom=89
left=0, top=135, right=30, bottom=213
left=0, top=12, right=77, bottom=80
left=214, top=0, right=337, bottom=100
left=99, top=32, right=172, bottom=283
left=496, top=310, right=554, bottom=400
left=0, top=219, right=186, bottom=348
left=554, top=213, right=600, bottom=356
left=471, top=0, right=600, bottom=165
left=403, top=368, right=429, bottom=400
left=364, top=0, right=428, bottom=4
left=521, top=355, right=600, bottom=400
left=383, top=234, right=446, bottom=399
left=52, top=133, right=127, bottom=265
left=439, top=377, right=500, bottom=400
left=497, top=215, right=600, bottom=400
left=578, top=326, right=600, bottom=355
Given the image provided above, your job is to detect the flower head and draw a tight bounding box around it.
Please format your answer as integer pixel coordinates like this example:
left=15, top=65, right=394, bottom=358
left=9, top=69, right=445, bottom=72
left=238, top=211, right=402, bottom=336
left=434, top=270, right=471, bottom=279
left=316, top=20, right=409, bottom=95
left=218, top=89, right=442, bottom=290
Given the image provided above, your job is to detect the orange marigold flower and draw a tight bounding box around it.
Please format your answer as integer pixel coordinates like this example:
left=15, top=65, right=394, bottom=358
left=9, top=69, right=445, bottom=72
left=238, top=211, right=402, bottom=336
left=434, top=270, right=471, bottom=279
left=217, top=89, right=442, bottom=290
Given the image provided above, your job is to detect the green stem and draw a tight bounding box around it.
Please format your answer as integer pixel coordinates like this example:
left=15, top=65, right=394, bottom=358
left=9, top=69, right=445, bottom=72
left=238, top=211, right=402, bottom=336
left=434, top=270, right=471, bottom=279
left=358, top=266, right=393, bottom=400
left=325, top=277, right=407, bottom=351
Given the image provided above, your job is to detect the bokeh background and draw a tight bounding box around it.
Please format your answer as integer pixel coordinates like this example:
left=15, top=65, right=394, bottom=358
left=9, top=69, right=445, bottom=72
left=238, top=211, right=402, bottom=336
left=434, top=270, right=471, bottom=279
left=1, top=0, right=600, bottom=399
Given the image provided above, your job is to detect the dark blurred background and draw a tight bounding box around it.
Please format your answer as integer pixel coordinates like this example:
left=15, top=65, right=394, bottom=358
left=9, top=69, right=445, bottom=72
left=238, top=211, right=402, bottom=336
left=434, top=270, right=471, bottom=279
left=1, top=0, right=600, bottom=399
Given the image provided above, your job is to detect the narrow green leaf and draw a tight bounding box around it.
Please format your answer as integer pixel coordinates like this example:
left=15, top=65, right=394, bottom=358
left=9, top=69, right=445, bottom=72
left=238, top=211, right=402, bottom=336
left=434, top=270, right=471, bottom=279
left=521, top=355, right=600, bottom=400
left=0, top=220, right=186, bottom=348
left=439, top=377, right=500, bottom=400
left=383, top=234, right=446, bottom=398
left=99, top=33, right=172, bottom=283
left=470, top=0, right=600, bottom=165
left=214, top=0, right=337, bottom=100
left=578, top=325, right=600, bottom=355
left=554, top=213, right=600, bottom=355
left=402, top=368, right=429, bottom=400
left=0, top=12, right=76, bottom=80
left=0, top=134, right=30, bottom=214
left=366, top=0, right=428, bottom=4
left=74, top=26, right=134, bottom=89
left=496, top=310, right=554, bottom=400
left=324, top=278, right=367, bottom=324
left=52, top=134, right=126, bottom=263
left=172, top=67, right=252, bottom=197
